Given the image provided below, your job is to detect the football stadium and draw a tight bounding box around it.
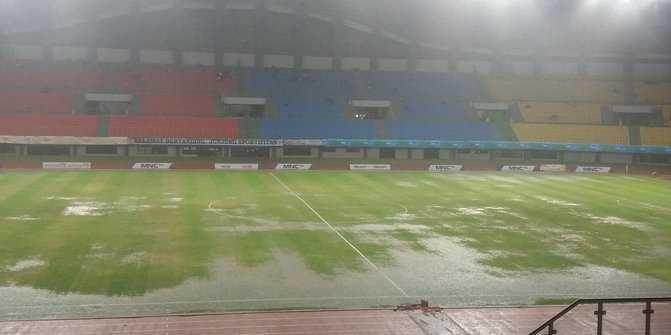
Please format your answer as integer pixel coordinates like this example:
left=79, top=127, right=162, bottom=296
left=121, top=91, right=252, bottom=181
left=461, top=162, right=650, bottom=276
left=0, top=0, right=670, bottom=334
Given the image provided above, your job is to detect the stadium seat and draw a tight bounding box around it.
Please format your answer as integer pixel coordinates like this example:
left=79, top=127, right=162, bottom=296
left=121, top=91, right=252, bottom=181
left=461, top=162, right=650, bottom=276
left=635, top=82, right=671, bottom=104
left=517, top=102, right=603, bottom=124
left=108, top=116, right=239, bottom=138
left=640, top=127, right=671, bottom=146
left=0, top=91, right=73, bottom=115
left=142, top=95, right=216, bottom=116
left=387, top=121, right=498, bottom=141
left=488, top=79, right=625, bottom=103
left=0, top=115, right=99, bottom=136
left=512, top=123, right=630, bottom=144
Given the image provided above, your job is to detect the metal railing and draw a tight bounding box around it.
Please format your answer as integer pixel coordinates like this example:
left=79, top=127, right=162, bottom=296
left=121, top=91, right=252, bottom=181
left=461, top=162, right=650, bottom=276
left=529, top=297, right=671, bottom=335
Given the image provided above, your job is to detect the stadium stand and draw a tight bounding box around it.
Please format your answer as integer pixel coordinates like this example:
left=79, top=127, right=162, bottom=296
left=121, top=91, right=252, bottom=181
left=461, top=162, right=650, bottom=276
left=640, top=127, right=671, bottom=146
left=487, top=78, right=625, bottom=103
left=512, top=123, right=630, bottom=144
left=387, top=121, right=498, bottom=140
left=0, top=61, right=105, bottom=91
left=108, top=116, right=239, bottom=138
left=662, top=106, right=671, bottom=126
left=260, top=119, right=377, bottom=139
left=0, top=91, right=73, bottom=115
left=141, top=95, right=216, bottom=116
left=517, top=102, right=603, bottom=124
left=635, top=81, right=671, bottom=104
left=0, top=115, right=98, bottom=136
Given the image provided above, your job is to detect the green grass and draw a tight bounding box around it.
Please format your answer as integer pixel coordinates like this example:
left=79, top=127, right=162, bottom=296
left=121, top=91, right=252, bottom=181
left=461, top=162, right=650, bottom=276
left=0, top=171, right=670, bottom=307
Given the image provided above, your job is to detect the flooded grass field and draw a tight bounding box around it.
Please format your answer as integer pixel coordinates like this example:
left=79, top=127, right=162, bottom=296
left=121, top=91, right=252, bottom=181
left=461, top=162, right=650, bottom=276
left=0, top=171, right=670, bottom=320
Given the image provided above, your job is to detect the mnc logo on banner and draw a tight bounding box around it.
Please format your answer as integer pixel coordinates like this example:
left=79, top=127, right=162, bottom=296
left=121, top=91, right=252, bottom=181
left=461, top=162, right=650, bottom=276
left=501, top=165, right=536, bottom=172
left=214, top=163, right=259, bottom=170
left=349, top=164, right=391, bottom=171
left=576, top=166, right=611, bottom=173
left=428, top=164, right=463, bottom=172
left=43, top=162, right=92, bottom=169
left=539, top=164, right=567, bottom=172
left=275, top=163, right=312, bottom=170
left=132, top=163, right=173, bottom=170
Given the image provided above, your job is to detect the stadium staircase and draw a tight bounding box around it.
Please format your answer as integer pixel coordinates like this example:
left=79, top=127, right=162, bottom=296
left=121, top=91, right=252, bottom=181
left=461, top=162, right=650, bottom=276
left=629, top=126, right=641, bottom=145
left=97, top=115, right=110, bottom=137
left=529, top=297, right=671, bottom=335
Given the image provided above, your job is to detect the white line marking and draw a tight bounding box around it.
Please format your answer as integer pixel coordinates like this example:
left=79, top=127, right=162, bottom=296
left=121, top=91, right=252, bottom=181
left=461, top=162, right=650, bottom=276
left=269, top=173, right=409, bottom=297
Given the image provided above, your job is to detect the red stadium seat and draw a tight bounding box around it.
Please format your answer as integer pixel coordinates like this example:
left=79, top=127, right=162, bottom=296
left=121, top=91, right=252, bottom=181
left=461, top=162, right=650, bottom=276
left=0, top=91, right=73, bottom=115
left=108, top=116, right=239, bottom=138
left=0, top=115, right=99, bottom=136
left=142, top=95, right=216, bottom=116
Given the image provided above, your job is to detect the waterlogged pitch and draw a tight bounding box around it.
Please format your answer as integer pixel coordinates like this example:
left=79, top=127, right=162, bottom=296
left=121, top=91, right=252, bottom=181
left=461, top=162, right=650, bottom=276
left=0, top=171, right=670, bottom=319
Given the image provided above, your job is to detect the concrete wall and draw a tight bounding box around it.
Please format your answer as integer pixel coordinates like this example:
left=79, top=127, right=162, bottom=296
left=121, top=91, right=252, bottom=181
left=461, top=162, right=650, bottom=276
left=53, top=46, right=87, bottom=61
left=457, top=60, right=492, bottom=75
left=182, top=51, right=215, bottom=66
left=366, top=148, right=380, bottom=159
left=264, top=54, right=294, bottom=69
left=223, top=52, right=255, bottom=67
left=587, top=62, right=624, bottom=79
left=417, top=59, right=449, bottom=73
left=321, top=148, right=365, bottom=159
left=455, top=150, right=490, bottom=160
left=140, top=49, right=174, bottom=64
left=438, top=149, right=452, bottom=160
left=277, top=147, right=319, bottom=159
left=341, top=57, right=371, bottom=71
left=302, top=56, right=333, bottom=70
left=410, top=149, right=424, bottom=160
left=395, top=149, right=409, bottom=160
left=128, top=145, right=177, bottom=157
left=378, top=58, right=408, bottom=72
left=76, top=146, right=125, bottom=156
left=601, top=153, right=633, bottom=164
left=10, top=45, right=44, bottom=61
left=633, top=63, right=671, bottom=80
left=509, top=61, right=535, bottom=76
left=97, top=48, right=131, bottom=63
left=544, top=61, right=579, bottom=77
left=565, top=151, right=597, bottom=163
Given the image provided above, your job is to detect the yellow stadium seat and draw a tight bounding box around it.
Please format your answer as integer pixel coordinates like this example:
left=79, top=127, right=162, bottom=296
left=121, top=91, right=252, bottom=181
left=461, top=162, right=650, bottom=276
left=512, top=123, right=630, bottom=145
left=640, top=127, right=671, bottom=146
left=662, top=106, right=671, bottom=126
left=517, top=102, right=603, bottom=124
left=635, top=82, right=671, bottom=104
left=488, top=79, right=625, bottom=103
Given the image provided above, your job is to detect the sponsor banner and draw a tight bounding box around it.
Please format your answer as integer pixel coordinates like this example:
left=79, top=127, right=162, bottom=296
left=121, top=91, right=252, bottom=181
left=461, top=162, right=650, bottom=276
left=132, top=162, right=173, bottom=170
left=501, top=165, right=536, bottom=172
left=349, top=164, right=391, bottom=171
left=428, top=164, right=463, bottom=172
left=43, top=162, right=91, bottom=169
left=214, top=163, right=259, bottom=170
left=132, top=138, right=282, bottom=147
left=1, top=136, right=129, bottom=145
left=576, top=166, right=611, bottom=173
left=539, top=164, right=567, bottom=172
left=275, top=163, right=312, bottom=170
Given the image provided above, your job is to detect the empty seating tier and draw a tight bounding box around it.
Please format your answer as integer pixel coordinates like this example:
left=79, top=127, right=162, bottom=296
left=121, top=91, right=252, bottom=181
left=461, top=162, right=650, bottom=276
left=142, top=95, right=216, bottom=116
left=640, top=127, right=671, bottom=146
left=512, top=123, right=630, bottom=145
left=108, top=116, right=239, bottom=138
left=0, top=115, right=99, bottom=136
left=517, top=102, right=603, bottom=124
left=0, top=91, right=72, bottom=115
left=635, top=82, right=671, bottom=104
left=260, top=119, right=377, bottom=139
left=488, top=79, right=625, bottom=103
